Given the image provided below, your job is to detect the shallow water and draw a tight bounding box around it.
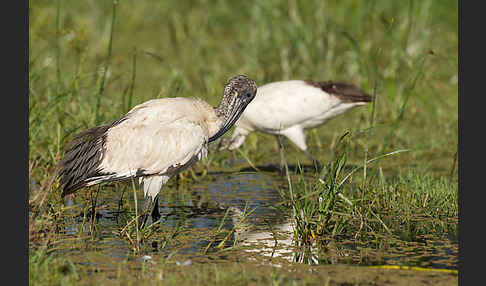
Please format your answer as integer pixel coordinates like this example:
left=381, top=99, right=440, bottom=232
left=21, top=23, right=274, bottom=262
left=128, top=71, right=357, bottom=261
left=43, top=171, right=457, bottom=271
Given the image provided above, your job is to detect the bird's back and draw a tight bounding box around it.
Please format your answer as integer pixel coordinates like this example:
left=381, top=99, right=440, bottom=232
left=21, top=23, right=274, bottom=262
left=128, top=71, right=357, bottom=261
left=236, top=80, right=370, bottom=133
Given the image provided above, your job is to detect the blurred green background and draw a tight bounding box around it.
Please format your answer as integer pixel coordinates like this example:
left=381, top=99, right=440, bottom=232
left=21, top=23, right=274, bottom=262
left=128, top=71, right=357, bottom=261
left=29, top=0, right=458, bottom=182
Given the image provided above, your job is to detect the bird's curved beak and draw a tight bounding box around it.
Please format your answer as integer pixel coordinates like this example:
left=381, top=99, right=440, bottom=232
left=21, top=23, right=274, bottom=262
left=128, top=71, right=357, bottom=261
left=209, top=86, right=257, bottom=143
left=208, top=101, right=248, bottom=143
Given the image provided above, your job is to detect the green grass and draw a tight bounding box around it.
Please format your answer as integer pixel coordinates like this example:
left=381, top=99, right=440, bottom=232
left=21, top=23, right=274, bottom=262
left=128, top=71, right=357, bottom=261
left=29, top=247, right=457, bottom=286
left=279, top=133, right=457, bottom=251
left=30, top=247, right=81, bottom=286
left=29, top=0, right=457, bottom=284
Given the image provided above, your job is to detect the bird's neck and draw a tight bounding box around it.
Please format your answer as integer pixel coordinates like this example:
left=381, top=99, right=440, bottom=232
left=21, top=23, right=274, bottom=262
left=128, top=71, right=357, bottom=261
left=214, top=101, right=231, bottom=123
left=215, top=99, right=237, bottom=132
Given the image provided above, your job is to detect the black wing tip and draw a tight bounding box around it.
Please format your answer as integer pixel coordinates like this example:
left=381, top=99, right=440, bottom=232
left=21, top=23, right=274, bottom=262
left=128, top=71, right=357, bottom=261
left=60, top=183, right=82, bottom=198
left=58, top=171, right=86, bottom=198
left=305, top=80, right=373, bottom=103
left=360, top=92, right=373, bottom=102
left=57, top=116, right=132, bottom=198
left=56, top=125, right=110, bottom=198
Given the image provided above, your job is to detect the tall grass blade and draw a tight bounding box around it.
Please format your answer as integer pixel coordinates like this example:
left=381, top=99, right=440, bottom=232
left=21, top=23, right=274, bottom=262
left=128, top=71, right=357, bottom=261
left=95, top=0, right=118, bottom=124
left=236, top=148, right=260, bottom=172
left=55, top=0, right=61, bottom=97
left=367, top=55, right=427, bottom=183
left=127, top=47, right=137, bottom=113
left=363, top=81, right=378, bottom=185
left=54, top=0, right=62, bottom=124
left=130, top=178, right=140, bottom=249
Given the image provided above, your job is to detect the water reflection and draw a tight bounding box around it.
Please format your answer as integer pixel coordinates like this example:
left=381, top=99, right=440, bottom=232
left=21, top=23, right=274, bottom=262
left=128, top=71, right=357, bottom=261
left=52, top=172, right=457, bottom=270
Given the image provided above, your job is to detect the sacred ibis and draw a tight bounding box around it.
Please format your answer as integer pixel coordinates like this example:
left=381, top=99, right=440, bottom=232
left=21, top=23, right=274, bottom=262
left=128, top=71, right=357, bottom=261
left=56, top=75, right=257, bottom=228
left=218, top=80, right=371, bottom=174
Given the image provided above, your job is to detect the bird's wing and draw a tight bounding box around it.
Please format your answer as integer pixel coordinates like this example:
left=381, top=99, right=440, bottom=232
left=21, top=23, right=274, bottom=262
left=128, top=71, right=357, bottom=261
left=99, top=102, right=209, bottom=179
left=242, top=81, right=341, bottom=130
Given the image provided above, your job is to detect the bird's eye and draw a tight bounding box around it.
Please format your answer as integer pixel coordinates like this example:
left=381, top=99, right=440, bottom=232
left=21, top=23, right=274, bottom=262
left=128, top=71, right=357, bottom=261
left=245, top=92, right=253, bottom=98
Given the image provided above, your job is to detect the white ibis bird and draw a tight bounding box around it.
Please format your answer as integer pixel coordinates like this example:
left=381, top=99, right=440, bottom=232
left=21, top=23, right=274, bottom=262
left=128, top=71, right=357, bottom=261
left=218, top=80, right=372, bottom=174
left=56, top=75, right=257, bottom=228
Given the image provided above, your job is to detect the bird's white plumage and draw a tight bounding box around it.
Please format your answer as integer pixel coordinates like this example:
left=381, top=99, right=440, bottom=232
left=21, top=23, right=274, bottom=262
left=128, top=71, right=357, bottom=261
left=224, top=80, right=368, bottom=152
left=143, top=175, right=170, bottom=199
left=57, top=74, right=258, bottom=230
left=99, top=97, right=221, bottom=180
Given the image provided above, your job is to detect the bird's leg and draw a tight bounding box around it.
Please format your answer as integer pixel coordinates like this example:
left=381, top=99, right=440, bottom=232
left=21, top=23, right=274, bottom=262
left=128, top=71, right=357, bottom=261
left=137, top=194, right=162, bottom=230
left=149, top=195, right=162, bottom=250
left=151, top=195, right=161, bottom=223
left=175, top=173, right=181, bottom=189
left=277, top=135, right=287, bottom=177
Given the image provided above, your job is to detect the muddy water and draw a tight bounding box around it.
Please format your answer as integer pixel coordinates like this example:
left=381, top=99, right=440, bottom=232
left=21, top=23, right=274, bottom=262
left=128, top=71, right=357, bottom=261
left=50, top=172, right=457, bottom=272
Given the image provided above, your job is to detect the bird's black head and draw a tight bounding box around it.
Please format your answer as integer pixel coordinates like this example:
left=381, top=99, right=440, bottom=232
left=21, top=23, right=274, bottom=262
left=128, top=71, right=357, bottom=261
left=223, top=74, right=258, bottom=104
left=210, top=75, right=257, bottom=142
